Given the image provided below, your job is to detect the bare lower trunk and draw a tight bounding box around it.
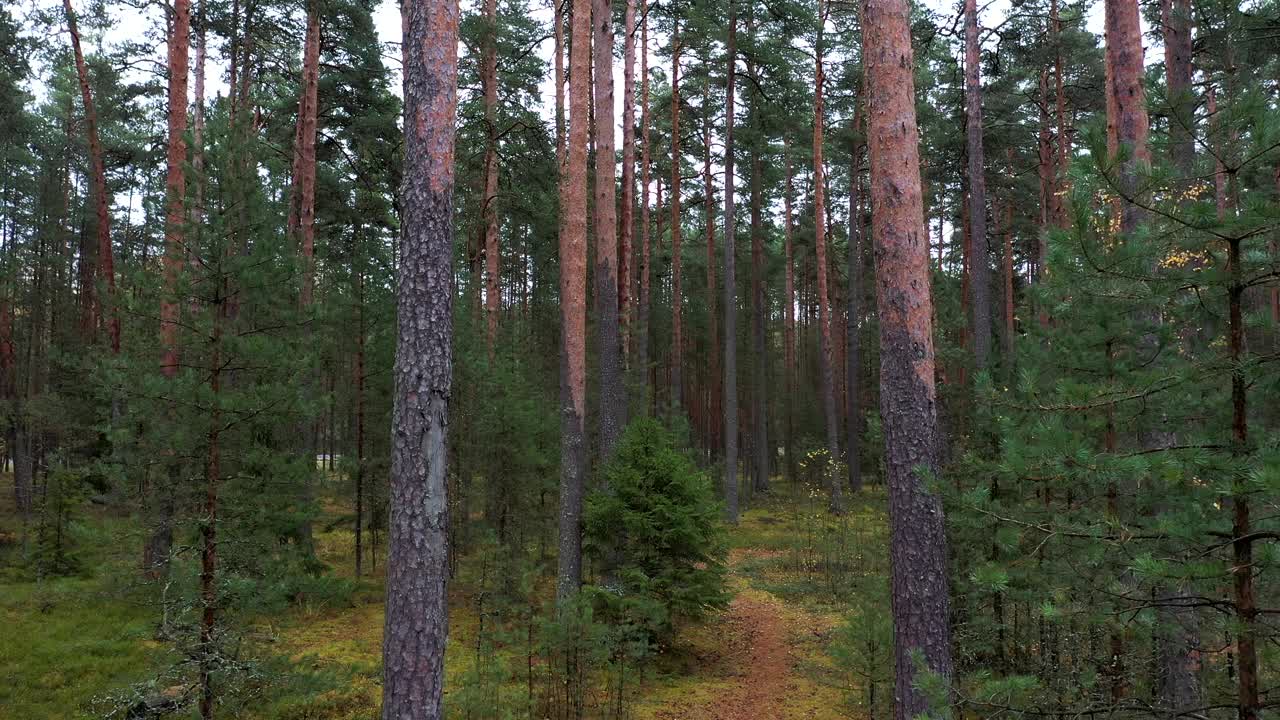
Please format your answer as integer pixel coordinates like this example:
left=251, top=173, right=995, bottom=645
left=812, top=5, right=840, bottom=512
left=783, top=143, right=796, bottom=484
left=382, top=0, right=459, bottom=717
left=593, top=0, right=624, bottom=460
left=863, top=0, right=955, bottom=714
left=637, top=15, right=651, bottom=404
left=482, top=0, right=500, bottom=355
left=963, top=0, right=990, bottom=372
left=556, top=0, right=591, bottom=604
left=722, top=6, right=738, bottom=522
left=620, top=0, right=636, bottom=364
left=669, top=23, right=683, bottom=413
left=846, top=123, right=862, bottom=494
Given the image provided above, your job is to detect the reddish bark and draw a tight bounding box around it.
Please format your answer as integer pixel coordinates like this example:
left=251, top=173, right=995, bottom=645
left=1105, top=0, right=1148, bottom=236
left=594, top=0, right=624, bottom=458
left=638, top=14, right=651, bottom=397
left=556, top=0, right=591, bottom=602
left=863, top=0, right=954, bottom=714
left=554, top=0, right=564, bottom=166
left=1161, top=0, right=1194, bottom=177
left=620, top=0, right=636, bottom=361
left=161, top=0, right=189, bottom=379
left=382, top=0, right=460, bottom=715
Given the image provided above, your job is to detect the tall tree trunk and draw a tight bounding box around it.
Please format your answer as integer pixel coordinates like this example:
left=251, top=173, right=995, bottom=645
left=354, top=262, right=366, bottom=578
left=556, top=0, right=591, bottom=603
left=747, top=57, right=768, bottom=496
left=199, top=273, right=224, bottom=720
left=963, top=0, right=990, bottom=372
left=620, top=0, right=636, bottom=364
left=1051, top=0, right=1068, bottom=229
left=669, top=19, right=683, bottom=412
left=702, top=83, right=719, bottom=459
left=812, top=3, right=841, bottom=512
left=482, top=0, right=501, bottom=356
left=722, top=3, right=738, bottom=522
left=1228, top=233, right=1259, bottom=720
left=1161, top=0, right=1194, bottom=180
left=863, top=0, right=955, bottom=715
left=150, top=0, right=191, bottom=581
left=593, top=0, right=624, bottom=460
left=290, top=2, right=321, bottom=309
left=846, top=117, right=862, bottom=494
left=382, top=0, right=459, bottom=716
left=63, top=0, right=117, bottom=353
left=783, top=141, right=796, bottom=484
left=1154, top=0, right=1201, bottom=709
left=638, top=14, right=651, bottom=406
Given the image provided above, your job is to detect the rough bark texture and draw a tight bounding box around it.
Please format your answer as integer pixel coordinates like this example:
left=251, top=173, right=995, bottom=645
left=846, top=123, right=862, bottom=494
left=64, top=0, right=117, bottom=353
left=556, top=0, right=591, bottom=604
left=722, top=5, right=738, bottom=523
left=382, top=0, right=459, bottom=716
left=291, top=4, right=321, bottom=309
left=481, top=0, right=500, bottom=355
left=812, top=6, right=841, bottom=513
left=963, top=0, right=990, bottom=372
left=863, top=0, right=955, bottom=715
left=669, top=22, right=683, bottom=412
left=554, top=0, right=565, bottom=166
left=620, top=0, right=636, bottom=362
left=1106, top=0, right=1149, bottom=237
left=593, top=0, right=624, bottom=459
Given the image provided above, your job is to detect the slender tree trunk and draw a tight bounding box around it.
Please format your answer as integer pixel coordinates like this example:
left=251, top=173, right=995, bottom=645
left=1228, top=233, right=1258, bottom=720
left=1051, top=0, right=1068, bottom=229
left=812, top=4, right=840, bottom=512
left=556, top=0, right=591, bottom=603
left=703, top=86, right=719, bottom=459
left=199, top=275, right=224, bottom=720
left=1106, top=0, right=1149, bottom=237
left=63, top=0, right=117, bottom=353
left=638, top=14, right=651, bottom=405
left=863, top=0, right=955, bottom=714
left=593, top=0, right=624, bottom=459
left=846, top=117, right=862, bottom=494
left=620, top=0, right=636, bottom=364
left=722, top=4, right=738, bottom=522
left=1162, top=0, right=1194, bottom=180
left=482, top=0, right=500, bottom=356
left=354, top=263, right=366, bottom=578
left=747, top=60, right=768, bottom=496
left=382, top=0, right=459, bottom=716
left=783, top=141, right=796, bottom=484
left=669, top=20, right=683, bottom=412
left=963, top=0, right=990, bottom=372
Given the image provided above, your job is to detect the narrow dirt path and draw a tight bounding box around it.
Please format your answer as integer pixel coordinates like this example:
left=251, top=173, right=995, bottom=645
left=704, top=590, right=793, bottom=720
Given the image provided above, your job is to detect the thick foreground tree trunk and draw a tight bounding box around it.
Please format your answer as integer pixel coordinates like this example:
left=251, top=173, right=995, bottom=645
left=382, top=0, right=459, bottom=716
left=556, top=0, right=591, bottom=603
left=863, top=0, right=955, bottom=715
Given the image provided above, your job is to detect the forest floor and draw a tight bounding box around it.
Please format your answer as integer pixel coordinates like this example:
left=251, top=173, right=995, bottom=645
left=0, top=472, right=888, bottom=719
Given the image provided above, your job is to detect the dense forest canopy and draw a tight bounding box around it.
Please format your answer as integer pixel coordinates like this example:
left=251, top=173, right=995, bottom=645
left=1, top=0, right=1279, bottom=718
